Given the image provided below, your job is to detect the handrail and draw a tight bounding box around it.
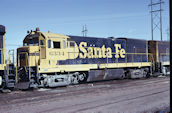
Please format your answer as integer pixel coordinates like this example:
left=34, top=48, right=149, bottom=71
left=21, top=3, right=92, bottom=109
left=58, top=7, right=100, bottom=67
left=0, top=48, right=4, bottom=64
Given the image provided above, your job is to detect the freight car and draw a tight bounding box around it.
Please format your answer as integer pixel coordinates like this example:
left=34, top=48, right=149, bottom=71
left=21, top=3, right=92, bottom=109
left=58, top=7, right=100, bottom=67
left=0, top=25, right=15, bottom=91
left=16, top=28, right=170, bottom=89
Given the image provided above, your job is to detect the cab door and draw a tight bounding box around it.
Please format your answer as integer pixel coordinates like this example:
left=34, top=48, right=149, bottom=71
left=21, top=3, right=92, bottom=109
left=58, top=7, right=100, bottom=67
left=39, top=39, right=46, bottom=59
left=18, top=52, right=28, bottom=67
left=67, top=41, right=79, bottom=59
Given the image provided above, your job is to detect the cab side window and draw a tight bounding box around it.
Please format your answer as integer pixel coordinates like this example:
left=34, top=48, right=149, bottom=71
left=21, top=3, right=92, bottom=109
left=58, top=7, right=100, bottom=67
left=48, top=40, right=51, bottom=48
left=29, top=39, right=33, bottom=46
left=40, top=40, right=44, bottom=46
left=69, top=42, right=75, bottom=47
left=53, top=41, right=60, bottom=49
left=34, top=40, right=39, bottom=46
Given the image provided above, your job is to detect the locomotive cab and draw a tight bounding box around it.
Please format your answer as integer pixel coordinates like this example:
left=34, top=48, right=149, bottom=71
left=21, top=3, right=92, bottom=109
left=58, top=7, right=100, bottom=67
left=17, top=29, right=72, bottom=67
left=16, top=28, right=75, bottom=88
left=18, top=32, right=41, bottom=67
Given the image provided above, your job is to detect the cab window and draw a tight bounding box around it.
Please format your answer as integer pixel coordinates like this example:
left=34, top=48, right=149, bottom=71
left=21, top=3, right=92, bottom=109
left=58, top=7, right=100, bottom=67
left=40, top=40, right=44, bottom=46
left=23, top=37, right=39, bottom=46
left=53, top=41, right=60, bottom=49
left=48, top=40, right=51, bottom=48
left=70, top=42, right=75, bottom=47
left=34, top=39, right=39, bottom=46
left=19, top=53, right=25, bottom=59
left=63, top=40, right=66, bottom=48
left=23, top=42, right=27, bottom=46
left=29, top=39, right=33, bottom=46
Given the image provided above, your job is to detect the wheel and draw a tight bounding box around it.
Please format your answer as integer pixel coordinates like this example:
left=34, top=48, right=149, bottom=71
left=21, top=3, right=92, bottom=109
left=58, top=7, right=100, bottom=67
left=78, top=72, right=88, bottom=83
left=78, top=73, right=85, bottom=81
left=120, top=74, right=125, bottom=80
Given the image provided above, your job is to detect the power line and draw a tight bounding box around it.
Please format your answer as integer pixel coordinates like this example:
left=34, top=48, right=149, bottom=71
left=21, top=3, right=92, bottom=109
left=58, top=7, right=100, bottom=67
left=5, top=44, right=21, bottom=47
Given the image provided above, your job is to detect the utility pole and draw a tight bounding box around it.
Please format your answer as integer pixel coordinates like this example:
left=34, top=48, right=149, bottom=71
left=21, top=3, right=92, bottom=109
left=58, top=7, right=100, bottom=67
left=82, top=25, right=87, bottom=37
left=149, top=0, right=164, bottom=41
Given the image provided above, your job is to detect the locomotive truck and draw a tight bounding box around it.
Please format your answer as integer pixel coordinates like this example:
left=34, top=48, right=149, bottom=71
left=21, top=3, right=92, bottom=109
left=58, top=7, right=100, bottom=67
left=16, top=28, right=170, bottom=89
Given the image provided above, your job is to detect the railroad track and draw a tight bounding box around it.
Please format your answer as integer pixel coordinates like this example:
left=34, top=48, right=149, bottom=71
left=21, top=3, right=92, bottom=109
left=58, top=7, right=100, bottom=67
left=0, top=76, right=169, bottom=113
left=41, top=77, right=169, bottom=113
left=0, top=76, right=169, bottom=100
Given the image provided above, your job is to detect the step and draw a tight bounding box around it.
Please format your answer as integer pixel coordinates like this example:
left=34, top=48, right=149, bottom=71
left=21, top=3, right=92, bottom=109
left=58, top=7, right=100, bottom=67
left=7, top=79, right=16, bottom=83
left=8, top=74, right=15, bottom=77
left=7, top=83, right=15, bottom=88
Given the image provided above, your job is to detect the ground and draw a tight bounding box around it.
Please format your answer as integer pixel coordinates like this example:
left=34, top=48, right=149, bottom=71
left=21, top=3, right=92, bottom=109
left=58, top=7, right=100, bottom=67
left=0, top=76, right=170, bottom=113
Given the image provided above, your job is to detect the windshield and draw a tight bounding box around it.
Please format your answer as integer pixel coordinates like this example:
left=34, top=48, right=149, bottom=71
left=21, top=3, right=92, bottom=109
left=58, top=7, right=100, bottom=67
left=23, top=37, right=39, bottom=46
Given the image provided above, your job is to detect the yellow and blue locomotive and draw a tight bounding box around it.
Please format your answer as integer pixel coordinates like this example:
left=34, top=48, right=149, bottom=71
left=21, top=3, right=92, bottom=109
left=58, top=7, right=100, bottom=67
left=16, top=28, right=169, bottom=89
left=148, top=40, right=170, bottom=75
left=0, top=25, right=15, bottom=91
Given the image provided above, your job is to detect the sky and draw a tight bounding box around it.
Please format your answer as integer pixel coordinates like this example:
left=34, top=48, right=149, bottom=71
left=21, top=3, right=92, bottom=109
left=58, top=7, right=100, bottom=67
left=0, top=0, right=170, bottom=54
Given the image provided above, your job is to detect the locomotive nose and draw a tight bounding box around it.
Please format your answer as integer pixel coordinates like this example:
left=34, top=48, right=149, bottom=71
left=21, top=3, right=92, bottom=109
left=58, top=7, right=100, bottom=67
left=17, top=46, right=39, bottom=67
left=17, top=47, right=29, bottom=67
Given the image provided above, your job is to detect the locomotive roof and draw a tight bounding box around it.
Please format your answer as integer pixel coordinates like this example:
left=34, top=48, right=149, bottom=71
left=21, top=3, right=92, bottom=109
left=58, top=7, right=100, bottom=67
left=117, top=37, right=170, bottom=43
left=117, top=37, right=147, bottom=41
left=41, top=32, right=69, bottom=39
left=67, top=35, right=107, bottom=40
left=68, top=36, right=148, bottom=42
left=148, top=40, right=170, bottom=43
left=24, top=31, right=169, bottom=43
left=24, top=31, right=69, bottom=41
